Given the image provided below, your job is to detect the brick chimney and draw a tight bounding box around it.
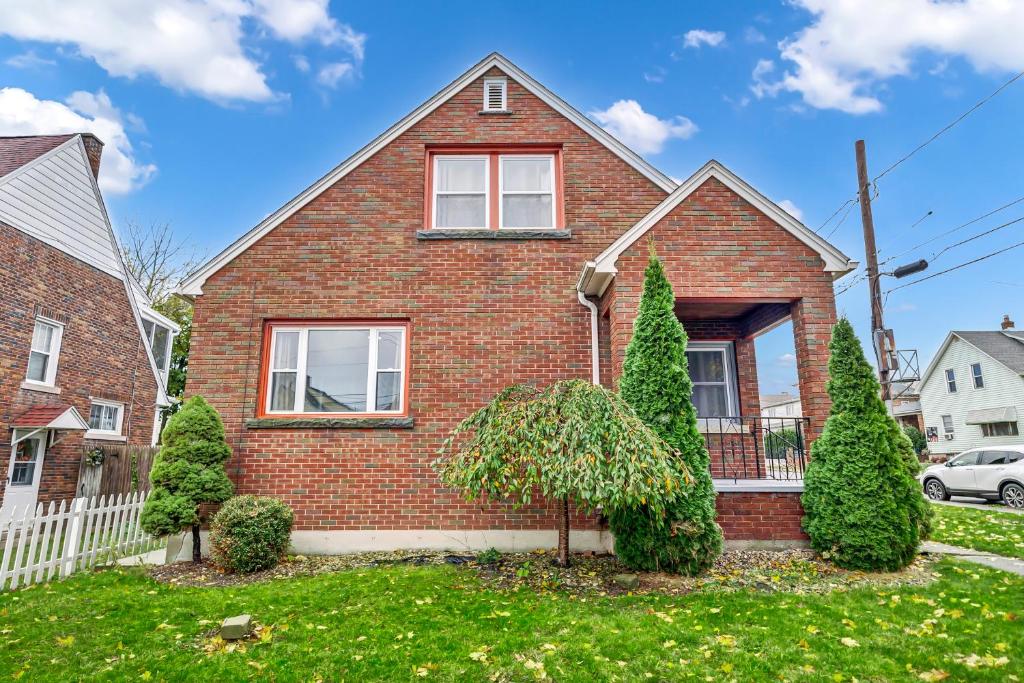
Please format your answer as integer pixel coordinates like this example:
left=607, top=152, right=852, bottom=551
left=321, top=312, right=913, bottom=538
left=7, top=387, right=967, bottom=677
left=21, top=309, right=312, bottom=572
left=80, top=133, right=104, bottom=180
left=1002, top=314, right=1015, bottom=330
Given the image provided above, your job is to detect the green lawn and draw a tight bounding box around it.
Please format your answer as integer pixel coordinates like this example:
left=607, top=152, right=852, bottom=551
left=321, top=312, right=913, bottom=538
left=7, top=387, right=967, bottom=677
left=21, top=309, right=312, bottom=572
left=0, top=559, right=1021, bottom=681
left=930, top=503, right=1024, bottom=558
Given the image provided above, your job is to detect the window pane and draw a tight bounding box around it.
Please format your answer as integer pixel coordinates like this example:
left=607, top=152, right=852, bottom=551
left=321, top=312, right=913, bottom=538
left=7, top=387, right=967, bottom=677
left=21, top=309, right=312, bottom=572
left=502, top=157, right=551, bottom=192
left=376, top=371, right=402, bottom=411
left=89, top=404, right=103, bottom=430
left=436, top=158, right=486, bottom=192
left=270, top=372, right=296, bottom=411
left=152, top=326, right=170, bottom=372
left=103, top=406, right=118, bottom=431
left=952, top=452, right=978, bottom=466
left=31, top=321, right=54, bottom=352
left=11, top=440, right=38, bottom=486
left=377, top=330, right=403, bottom=369
left=304, top=329, right=369, bottom=412
left=692, top=385, right=729, bottom=418
left=502, top=194, right=553, bottom=228
left=980, top=450, right=1008, bottom=465
left=27, top=351, right=48, bottom=382
left=273, top=331, right=299, bottom=369
left=687, top=351, right=726, bottom=383
left=143, top=319, right=154, bottom=340
left=436, top=195, right=486, bottom=228
left=941, top=415, right=954, bottom=431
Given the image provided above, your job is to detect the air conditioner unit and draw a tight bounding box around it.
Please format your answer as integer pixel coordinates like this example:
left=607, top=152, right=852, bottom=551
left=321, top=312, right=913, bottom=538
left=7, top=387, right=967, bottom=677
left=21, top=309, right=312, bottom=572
left=944, top=433, right=955, bottom=440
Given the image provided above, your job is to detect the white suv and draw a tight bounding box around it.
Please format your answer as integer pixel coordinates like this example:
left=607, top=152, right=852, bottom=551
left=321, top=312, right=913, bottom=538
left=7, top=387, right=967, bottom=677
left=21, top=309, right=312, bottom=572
left=921, top=446, right=1024, bottom=508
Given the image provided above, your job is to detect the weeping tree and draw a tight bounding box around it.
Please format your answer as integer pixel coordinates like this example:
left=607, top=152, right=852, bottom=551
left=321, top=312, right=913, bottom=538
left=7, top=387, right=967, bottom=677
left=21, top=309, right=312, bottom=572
left=607, top=249, right=723, bottom=575
left=433, top=380, right=691, bottom=567
left=801, top=319, right=932, bottom=571
left=140, top=395, right=234, bottom=562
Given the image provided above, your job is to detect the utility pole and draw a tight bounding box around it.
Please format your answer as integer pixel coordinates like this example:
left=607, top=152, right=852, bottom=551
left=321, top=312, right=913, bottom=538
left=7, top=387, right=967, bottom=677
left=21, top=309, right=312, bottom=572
left=855, top=139, right=894, bottom=402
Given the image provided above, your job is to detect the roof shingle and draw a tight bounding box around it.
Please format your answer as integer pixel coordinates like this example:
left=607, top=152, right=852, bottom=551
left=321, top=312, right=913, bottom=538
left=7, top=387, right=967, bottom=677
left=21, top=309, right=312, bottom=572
left=0, top=135, right=75, bottom=179
left=954, top=331, right=1024, bottom=375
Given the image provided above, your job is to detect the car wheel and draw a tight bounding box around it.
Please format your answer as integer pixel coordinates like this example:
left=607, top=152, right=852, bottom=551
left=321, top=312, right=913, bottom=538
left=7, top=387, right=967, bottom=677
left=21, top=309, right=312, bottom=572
left=925, top=478, right=950, bottom=501
left=1002, top=482, right=1024, bottom=509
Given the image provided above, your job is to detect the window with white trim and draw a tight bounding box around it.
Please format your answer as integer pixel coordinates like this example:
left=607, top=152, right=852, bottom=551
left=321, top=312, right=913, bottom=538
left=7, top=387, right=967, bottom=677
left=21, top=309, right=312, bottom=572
left=87, top=399, right=124, bottom=436
left=685, top=343, right=740, bottom=418
left=265, top=323, right=407, bottom=415
left=945, top=368, right=957, bottom=393
left=941, top=414, right=954, bottom=435
left=971, top=362, right=984, bottom=389
left=25, top=317, right=63, bottom=386
left=142, top=318, right=172, bottom=374
left=981, top=422, right=1019, bottom=437
left=429, top=151, right=560, bottom=230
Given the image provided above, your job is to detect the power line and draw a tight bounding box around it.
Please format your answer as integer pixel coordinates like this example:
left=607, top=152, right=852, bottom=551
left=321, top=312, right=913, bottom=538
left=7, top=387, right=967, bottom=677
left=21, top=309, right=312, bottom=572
left=824, top=199, right=858, bottom=239
left=886, top=237, right=1024, bottom=295
left=879, top=193, right=1024, bottom=266
left=813, top=197, right=857, bottom=235
left=872, top=68, right=1024, bottom=184
left=929, top=214, right=1024, bottom=261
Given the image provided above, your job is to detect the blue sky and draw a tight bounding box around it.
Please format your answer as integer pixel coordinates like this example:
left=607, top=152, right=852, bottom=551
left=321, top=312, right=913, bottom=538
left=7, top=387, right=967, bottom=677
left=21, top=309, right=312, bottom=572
left=2, top=1, right=1023, bottom=397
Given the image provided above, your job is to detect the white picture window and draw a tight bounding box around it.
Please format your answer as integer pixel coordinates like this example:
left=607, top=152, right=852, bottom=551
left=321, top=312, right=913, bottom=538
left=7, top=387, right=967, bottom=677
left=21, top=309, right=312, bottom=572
left=941, top=414, right=954, bottom=434
left=685, top=343, right=739, bottom=418
left=87, top=399, right=124, bottom=436
left=433, top=156, right=488, bottom=229
left=266, top=324, right=407, bottom=415
left=499, top=155, right=555, bottom=229
left=25, top=317, right=63, bottom=386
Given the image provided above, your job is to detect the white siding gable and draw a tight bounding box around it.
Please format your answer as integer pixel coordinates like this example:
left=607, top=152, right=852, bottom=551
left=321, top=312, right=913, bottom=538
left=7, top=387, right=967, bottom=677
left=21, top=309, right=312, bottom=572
left=920, top=335, right=1024, bottom=454
left=0, top=139, right=122, bottom=277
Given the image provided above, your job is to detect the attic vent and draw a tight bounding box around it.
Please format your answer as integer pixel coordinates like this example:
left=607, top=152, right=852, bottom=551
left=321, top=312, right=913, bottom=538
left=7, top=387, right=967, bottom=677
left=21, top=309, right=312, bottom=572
left=483, top=78, right=507, bottom=112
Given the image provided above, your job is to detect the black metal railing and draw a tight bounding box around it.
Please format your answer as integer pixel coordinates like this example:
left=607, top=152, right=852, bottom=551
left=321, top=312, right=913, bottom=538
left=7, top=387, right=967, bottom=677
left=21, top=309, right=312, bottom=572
left=700, top=416, right=810, bottom=481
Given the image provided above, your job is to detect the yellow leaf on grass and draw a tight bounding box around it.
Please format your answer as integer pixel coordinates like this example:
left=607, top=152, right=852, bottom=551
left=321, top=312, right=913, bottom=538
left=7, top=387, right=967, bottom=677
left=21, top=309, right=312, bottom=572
left=841, top=637, right=860, bottom=648
left=55, top=635, right=74, bottom=647
left=918, top=671, right=949, bottom=681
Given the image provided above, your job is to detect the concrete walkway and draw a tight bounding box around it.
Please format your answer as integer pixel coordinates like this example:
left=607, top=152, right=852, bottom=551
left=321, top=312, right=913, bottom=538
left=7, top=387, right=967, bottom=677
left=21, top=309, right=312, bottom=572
left=921, top=541, right=1024, bottom=576
left=931, top=497, right=1024, bottom=514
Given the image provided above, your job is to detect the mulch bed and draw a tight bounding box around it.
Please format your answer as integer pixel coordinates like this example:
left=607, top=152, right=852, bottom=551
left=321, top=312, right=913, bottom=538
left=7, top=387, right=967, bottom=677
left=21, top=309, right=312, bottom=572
left=148, top=548, right=938, bottom=596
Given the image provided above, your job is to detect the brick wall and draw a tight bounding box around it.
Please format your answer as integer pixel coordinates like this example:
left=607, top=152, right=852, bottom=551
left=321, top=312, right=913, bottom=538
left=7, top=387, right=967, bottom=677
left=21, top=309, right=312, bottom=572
left=0, top=222, right=158, bottom=508
left=188, top=68, right=836, bottom=538
left=715, top=492, right=807, bottom=541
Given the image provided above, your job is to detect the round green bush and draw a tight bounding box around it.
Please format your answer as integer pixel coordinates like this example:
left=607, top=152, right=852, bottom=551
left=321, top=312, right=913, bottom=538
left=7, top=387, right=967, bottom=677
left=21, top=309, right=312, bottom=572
left=209, top=495, right=294, bottom=573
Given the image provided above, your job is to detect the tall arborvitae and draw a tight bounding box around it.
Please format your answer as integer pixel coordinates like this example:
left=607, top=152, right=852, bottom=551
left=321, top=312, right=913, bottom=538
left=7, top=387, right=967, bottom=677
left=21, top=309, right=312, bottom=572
left=801, top=318, right=932, bottom=570
left=608, top=249, right=723, bottom=575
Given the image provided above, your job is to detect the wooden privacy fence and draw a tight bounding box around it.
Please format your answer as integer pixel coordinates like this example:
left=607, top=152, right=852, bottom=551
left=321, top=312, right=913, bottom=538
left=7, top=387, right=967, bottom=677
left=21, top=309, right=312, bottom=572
left=0, top=492, right=161, bottom=592
left=77, top=444, right=159, bottom=499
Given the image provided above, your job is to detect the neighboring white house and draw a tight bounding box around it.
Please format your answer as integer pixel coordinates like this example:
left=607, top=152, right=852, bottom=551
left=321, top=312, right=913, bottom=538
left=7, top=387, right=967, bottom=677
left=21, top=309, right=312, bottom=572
left=760, top=392, right=802, bottom=418
left=920, top=327, right=1024, bottom=455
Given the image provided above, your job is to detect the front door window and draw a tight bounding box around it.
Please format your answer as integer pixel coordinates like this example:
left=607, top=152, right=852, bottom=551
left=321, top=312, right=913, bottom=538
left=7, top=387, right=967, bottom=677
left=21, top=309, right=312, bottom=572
left=10, top=438, right=39, bottom=486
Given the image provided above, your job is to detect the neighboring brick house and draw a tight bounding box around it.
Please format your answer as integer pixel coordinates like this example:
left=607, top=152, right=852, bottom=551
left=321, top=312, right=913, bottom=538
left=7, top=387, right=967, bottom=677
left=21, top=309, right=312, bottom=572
left=180, top=54, right=855, bottom=551
left=0, top=134, right=176, bottom=518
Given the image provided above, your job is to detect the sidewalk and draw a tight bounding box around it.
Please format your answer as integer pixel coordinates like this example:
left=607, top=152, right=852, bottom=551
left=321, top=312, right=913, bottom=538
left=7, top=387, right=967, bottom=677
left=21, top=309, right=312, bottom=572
left=921, top=541, right=1024, bottom=576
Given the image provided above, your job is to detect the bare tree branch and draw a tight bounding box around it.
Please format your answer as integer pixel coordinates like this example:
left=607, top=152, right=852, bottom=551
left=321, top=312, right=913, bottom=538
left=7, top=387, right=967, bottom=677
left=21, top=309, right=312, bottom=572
left=119, top=218, right=204, bottom=304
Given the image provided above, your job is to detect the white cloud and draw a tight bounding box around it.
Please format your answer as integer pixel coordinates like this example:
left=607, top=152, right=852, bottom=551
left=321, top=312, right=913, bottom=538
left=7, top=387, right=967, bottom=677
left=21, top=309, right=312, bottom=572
left=743, top=27, right=766, bottom=44
left=778, top=199, right=804, bottom=221
left=760, top=0, right=1024, bottom=114
left=590, top=100, right=698, bottom=155
left=5, top=50, right=56, bottom=69
left=682, top=29, right=726, bottom=49
left=316, top=62, right=354, bottom=88
left=750, top=59, right=784, bottom=99
left=778, top=353, right=797, bottom=364
left=0, top=87, right=155, bottom=194
left=293, top=54, right=311, bottom=73
left=0, top=0, right=365, bottom=104
left=643, top=66, right=667, bottom=84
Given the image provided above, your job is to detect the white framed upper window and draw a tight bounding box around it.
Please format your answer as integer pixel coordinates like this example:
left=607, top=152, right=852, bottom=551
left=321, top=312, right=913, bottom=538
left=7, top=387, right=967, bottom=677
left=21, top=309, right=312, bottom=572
left=25, top=317, right=63, bottom=387
left=142, top=318, right=172, bottom=374
left=432, top=155, right=489, bottom=229
left=87, top=399, right=124, bottom=437
left=264, top=323, right=408, bottom=416
left=482, top=78, right=507, bottom=111
left=685, top=342, right=740, bottom=419
left=971, top=362, right=984, bottom=389
left=941, top=414, right=955, bottom=435
left=499, top=155, right=556, bottom=229
left=945, top=368, right=957, bottom=393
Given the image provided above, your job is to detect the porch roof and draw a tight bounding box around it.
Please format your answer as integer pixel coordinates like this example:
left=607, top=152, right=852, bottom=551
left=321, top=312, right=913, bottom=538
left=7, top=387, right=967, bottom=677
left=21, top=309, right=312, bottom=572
left=577, top=160, right=857, bottom=296
left=12, top=404, right=89, bottom=430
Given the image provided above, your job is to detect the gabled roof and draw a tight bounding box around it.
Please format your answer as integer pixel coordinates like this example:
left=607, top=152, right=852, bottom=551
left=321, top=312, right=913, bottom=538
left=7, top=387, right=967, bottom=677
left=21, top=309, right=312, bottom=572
left=921, top=330, right=1024, bottom=386
left=577, top=160, right=857, bottom=296
left=760, top=392, right=800, bottom=409
left=0, top=135, right=75, bottom=179
left=13, top=404, right=89, bottom=430
left=179, top=52, right=678, bottom=297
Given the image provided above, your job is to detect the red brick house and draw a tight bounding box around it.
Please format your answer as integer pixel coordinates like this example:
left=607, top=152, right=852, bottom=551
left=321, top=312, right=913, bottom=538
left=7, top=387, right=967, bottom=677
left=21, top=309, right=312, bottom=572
left=0, top=134, right=177, bottom=519
left=180, top=54, right=856, bottom=552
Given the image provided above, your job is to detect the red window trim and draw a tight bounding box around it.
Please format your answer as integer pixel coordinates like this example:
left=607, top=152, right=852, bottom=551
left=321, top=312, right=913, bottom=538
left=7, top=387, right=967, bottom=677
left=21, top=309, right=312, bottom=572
left=256, top=318, right=412, bottom=419
left=423, top=145, right=565, bottom=230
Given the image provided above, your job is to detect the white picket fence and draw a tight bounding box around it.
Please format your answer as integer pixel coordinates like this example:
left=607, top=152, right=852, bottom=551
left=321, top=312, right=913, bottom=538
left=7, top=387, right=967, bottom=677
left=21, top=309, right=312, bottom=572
left=0, top=492, right=161, bottom=591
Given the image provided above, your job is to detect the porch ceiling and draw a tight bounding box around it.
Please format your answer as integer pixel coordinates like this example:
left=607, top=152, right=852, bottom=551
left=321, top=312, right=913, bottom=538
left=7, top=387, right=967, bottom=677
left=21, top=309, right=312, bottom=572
left=675, top=300, right=763, bottom=320
left=675, top=298, right=793, bottom=337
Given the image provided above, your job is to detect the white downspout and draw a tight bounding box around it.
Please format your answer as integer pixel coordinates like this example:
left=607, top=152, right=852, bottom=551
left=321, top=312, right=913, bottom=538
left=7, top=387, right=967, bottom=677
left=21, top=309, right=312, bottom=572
left=577, top=290, right=601, bottom=385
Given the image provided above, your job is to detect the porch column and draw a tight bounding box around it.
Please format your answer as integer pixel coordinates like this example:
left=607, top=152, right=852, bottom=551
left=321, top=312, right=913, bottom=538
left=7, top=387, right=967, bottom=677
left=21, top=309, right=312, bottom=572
left=790, top=295, right=837, bottom=441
